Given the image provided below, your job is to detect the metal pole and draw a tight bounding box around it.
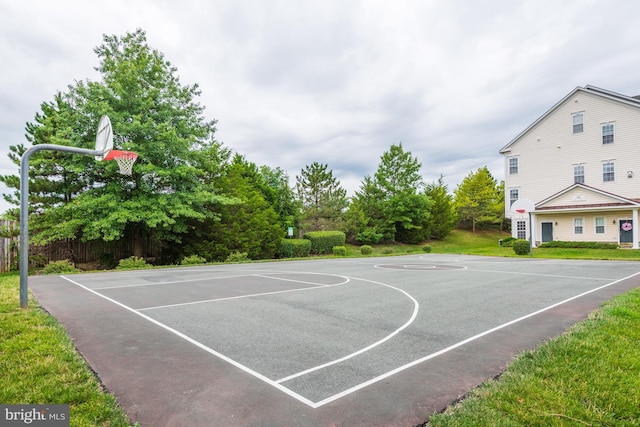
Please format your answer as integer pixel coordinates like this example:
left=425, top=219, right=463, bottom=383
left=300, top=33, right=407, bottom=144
left=529, top=212, right=533, bottom=258
left=20, top=144, right=102, bottom=308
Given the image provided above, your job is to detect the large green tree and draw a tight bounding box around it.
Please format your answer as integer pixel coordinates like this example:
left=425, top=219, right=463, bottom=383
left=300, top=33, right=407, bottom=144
left=181, top=155, right=283, bottom=262
left=295, top=162, right=348, bottom=232
left=355, top=143, right=432, bottom=243
left=454, top=166, right=503, bottom=232
left=0, top=29, right=234, bottom=258
left=425, top=175, right=457, bottom=239
left=258, top=165, right=300, bottom=232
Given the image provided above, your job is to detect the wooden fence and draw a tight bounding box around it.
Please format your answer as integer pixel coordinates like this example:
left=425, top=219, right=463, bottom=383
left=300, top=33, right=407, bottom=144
left=0, top=219, right=163, bottom=271
left=0, top=220, right=18, bottom=272
left=32, top=235, right=164, bottom=269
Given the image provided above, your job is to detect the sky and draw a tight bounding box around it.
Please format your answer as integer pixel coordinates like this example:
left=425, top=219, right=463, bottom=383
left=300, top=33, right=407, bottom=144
left=2, top=0, right=640, bottom=214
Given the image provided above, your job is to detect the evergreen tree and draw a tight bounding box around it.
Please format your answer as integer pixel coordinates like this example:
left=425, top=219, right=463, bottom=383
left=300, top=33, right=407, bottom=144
left=258, top=165, right=300, bottom=232
left=183, top=155, right=282, bottom=261
left=425, top=175, right=457, bottom=239
left=295, top=162, right=348, bottom=232
left=454, top=166, right=502, bottom=232
left=355, top=143, right=432, bottom=243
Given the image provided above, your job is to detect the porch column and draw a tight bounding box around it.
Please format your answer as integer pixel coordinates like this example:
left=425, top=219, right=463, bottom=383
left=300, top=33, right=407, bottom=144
left=633, top=208, right=639, bottom=249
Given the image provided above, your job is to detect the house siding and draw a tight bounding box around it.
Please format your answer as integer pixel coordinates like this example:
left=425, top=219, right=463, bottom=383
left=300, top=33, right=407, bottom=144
left=502, top=86, right=640, bottom=248
left=537, top=213, right=621, bottom=244
left=503, top=89, right=640, bottom=206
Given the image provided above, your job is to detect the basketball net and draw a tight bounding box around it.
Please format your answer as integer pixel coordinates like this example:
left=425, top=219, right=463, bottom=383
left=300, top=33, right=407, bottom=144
left=103, top=150, right=138, bottom=176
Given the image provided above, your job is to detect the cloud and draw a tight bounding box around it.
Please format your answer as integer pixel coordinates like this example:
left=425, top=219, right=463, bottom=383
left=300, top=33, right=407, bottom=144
left=2, top=0, right=640, bottom=214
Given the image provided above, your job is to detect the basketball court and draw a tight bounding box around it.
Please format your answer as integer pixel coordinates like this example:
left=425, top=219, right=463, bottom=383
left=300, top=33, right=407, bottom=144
left=29, top=254, right=640, bottom=426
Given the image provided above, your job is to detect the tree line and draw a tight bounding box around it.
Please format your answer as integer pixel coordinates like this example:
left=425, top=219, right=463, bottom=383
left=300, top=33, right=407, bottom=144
left=0, top=30, right=505, bottom=265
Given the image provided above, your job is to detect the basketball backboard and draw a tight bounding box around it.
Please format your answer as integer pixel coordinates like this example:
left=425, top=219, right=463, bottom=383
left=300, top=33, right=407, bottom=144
left=508, top=198, right=535, bottom=219
left=95, top=115, right=114, bottom=160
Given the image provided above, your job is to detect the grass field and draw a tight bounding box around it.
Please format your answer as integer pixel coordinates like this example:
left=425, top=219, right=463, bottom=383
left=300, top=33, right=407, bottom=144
left=2, top=229, right=640, bottom=426
left=352, top=229, right=640, bottom=261
left=0, top=273, right=136, bottom=426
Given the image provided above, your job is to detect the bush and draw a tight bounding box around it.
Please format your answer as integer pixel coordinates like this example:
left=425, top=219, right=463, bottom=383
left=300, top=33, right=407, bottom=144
left=356, top=229, right=383, bottom=245
left=117, top=256, right=151, bottom=270
left=512, top=239, right=531, bottom=255
left=225, top=251, right=250, bottom=263
left=501, top=236, right=517, bottom=247
left=423, top=245, right=432, bottom=253
left=180, top=255, right=207, bottom=265
left=303, top=231, right=346, bottom=255
left=41, top=260, right=79, bottom=274
left=538, top=241, right=618, bottom=249
left=332, top=246, right=347, bottom=256
left=360, top=245, right=373, bottom=255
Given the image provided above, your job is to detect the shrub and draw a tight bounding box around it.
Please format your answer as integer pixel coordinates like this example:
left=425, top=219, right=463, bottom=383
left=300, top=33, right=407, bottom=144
left=512, top=239, right=531, bottom=255
left=332, top=246, right=347, bottom=256
left=117, top=256, right=151, bottom=270
left=303, top=231, right=346, bottom=255
left=278, top=238, right=311, bottom=258
left=180, top=255, right=207, bottom=265
left=538, top=241, right=618, bottom=249
left=423, top=245, right=432, bottom=253
left=360, top=245, right=373, bottom=255
left=356, top=229, right=383, bottom=245
left=501, top=236, right=517, bottom=247
left=41, top=260, right=79, bottom=275
left=225, top=251, right=250, bottom=263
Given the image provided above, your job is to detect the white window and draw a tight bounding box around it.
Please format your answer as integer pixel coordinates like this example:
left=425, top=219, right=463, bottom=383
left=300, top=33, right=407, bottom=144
left=603, top=161, right=615, bottom=182
left=516, top=220, right=526, bottom=239
left=602, top=123, right=614, bottom=144
left=595, top=217, right=605, bottom=234
left=574, top=218, right=584, bottom=234
left=573, top=164, right=585, bottom=184
left=509, top=188, right=519, bottom=208
left=573, top=112, right=584, bottom=134
left=508, top=157, right=519, bottom=175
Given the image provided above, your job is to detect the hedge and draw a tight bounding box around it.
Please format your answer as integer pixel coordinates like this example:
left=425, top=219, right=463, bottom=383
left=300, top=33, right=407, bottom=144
left=538, top=241, right=619, bottom=249
left=303, top=231, right=346, bottom=255
left=278, top=238, right=311, bottom=258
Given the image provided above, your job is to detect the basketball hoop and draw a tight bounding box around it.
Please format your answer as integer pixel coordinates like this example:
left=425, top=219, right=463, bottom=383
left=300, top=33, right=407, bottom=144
left=103, top=150, right=138, bottom=176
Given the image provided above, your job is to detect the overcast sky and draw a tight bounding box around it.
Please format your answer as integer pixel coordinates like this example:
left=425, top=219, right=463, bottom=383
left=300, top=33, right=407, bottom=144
left=2, top=0, right=640, bottom=214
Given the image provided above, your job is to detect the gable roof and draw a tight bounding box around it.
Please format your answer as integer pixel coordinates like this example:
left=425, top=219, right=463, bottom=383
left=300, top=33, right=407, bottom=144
left=535, top=183, right=640, bottom=212
left=499, top=85, right=640, bottom=154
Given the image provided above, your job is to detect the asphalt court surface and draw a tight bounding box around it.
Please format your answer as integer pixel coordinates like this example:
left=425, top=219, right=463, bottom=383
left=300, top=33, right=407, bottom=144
left=30, top=254, right=640, bottom=426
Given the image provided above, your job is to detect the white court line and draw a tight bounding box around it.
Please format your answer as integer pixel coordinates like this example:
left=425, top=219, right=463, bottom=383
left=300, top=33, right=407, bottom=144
left=310, top=271, right=640, bottom=407
left=59, top=270, right=640, bottom=409
left=94, top=273, right=251, bottom=290
left=138, top=274, right=350, bottom=311
left=59, top=275, right=318, bottom=407
left=462, top=268, right=617, bottom=282
left=276, top=277, right=419, bottom=384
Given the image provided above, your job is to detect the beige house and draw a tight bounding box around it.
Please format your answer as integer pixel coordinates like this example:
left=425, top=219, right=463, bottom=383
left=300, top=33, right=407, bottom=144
left=500, top=85, right=640, bottom=248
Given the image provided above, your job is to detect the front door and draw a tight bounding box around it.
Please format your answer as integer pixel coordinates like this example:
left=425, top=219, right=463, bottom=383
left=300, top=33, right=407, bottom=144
left=620, top=220, right=633, bottom=243
left=541, top=222, right=553, bottom=242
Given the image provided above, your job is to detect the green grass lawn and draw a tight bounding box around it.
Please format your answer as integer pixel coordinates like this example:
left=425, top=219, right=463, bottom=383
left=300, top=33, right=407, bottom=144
left=355, top=229, right=640, bottom=261
left=427, top=287, right=640, bottom=426
left=0, top=273, right=135, bottom=427
left=3, top=229, right=640, bottom=426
